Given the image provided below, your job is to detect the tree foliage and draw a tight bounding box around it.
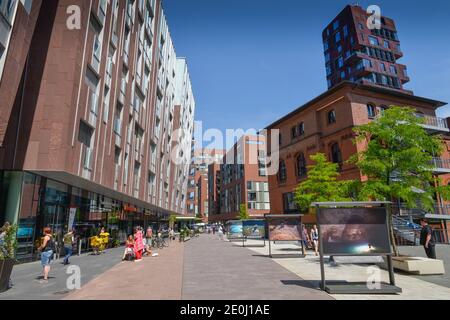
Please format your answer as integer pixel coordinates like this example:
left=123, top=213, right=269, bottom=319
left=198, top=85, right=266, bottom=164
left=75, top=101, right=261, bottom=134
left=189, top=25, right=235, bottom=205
left=294, top=153, right=355, bottom=212
left=351, top=106, right=449, bottom=210
left=237, top=204, right=250, bottom=220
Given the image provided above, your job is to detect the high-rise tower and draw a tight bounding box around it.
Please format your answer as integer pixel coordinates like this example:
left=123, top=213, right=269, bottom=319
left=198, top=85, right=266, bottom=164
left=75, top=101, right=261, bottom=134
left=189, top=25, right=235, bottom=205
left=322, top=5, right=411, bottom=93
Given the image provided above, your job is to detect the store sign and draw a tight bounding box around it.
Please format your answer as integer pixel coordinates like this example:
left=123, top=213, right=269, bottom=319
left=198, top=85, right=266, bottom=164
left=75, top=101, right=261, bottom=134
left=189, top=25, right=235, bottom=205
left=317, top=207, right=391, bottom=255
left=68, top=207, right=77, bottom=231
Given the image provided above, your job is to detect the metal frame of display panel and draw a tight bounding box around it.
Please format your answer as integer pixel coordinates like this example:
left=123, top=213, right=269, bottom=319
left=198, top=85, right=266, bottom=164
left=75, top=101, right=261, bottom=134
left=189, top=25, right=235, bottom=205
left=265, top=214, right=305, bottom=258
left=241, top=219, right=266, bottom=248
left=314, top=202, right=402, bottom=295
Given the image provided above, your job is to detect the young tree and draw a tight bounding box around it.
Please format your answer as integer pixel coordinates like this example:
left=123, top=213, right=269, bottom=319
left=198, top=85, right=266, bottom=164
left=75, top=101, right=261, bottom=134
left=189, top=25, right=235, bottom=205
left=237, top=204, right=250, bottom=220
left=351, top=106, right=450, bottom=255
left=294, top=153, right=355, bottom=212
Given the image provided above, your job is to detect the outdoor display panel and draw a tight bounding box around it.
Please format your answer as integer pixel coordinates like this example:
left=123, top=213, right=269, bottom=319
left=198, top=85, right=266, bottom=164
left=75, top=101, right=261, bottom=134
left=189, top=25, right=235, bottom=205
left=317, top=207, right=391, bottom=255
left=267, top=217, right=302, bottom=241
left=227, top=220, right=243, bottom=238
left=242, top=220, right=265, bottom=239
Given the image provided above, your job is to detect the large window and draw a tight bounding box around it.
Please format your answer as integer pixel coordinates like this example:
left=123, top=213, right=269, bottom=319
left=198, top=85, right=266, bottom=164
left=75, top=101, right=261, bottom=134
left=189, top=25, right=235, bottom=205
left=283, top=193, right=297, bottom=213
left=331, top=143, right=342, bottom=167
left=368, top=36, right=379, bottom=46
left=367, top=104, right=376, bottom=118
left=278, top=160, right=287, bottom=183
left=296, top=153, right=307, bottom=177
left=327, top=110, right=336, bottom=124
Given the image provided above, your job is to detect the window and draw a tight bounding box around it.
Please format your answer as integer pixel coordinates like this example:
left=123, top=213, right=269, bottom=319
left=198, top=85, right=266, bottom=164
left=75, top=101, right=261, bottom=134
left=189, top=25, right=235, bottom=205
left=331, top=143, right=342, bottom=166
left=380, top=105, right=388, bottom=114
left=367, top=104, right=376, bottom=118
left=323, top=41, right=329, bottom=52
left=325, top=52, right=330, bottom=63
left=350, top=37, right=354, bottom=45
left=326, top=63, right=332, bottom=76
left=327, top=79, right=332, bottom=88
left=340, top=71, right=346, bottom=79
left=383, top=40, right=390, bottom=49
left=403, top=67, right=408, bottom=77
left=369, top=36, right=379, bottom=46
left=343, top=25, right=348, bottom=38
left=78, top=121, right=94, bottom=170
left=380, top=63, right=386, bottom=72
left=283, top=193, right=297, bottom=213
left=337, top=56, right=344, bottom=69
left=333, top=20, right=339, bottom=31
left=345, top=50, right=351, bottom=59
left=327, top=110, right=336, bottom=124
left=337, top=45, right=342, bottom=54
left=296, top=153, right=307, bottom=177
left=335, top=32, right=341, bottom=43
left=291, top=126, right=298, bottom=139
left=390, top=65, right=397, bottom=74
left=363, top=59, right=372, bottom=68
left=278, top=160, right=287, bottom=183
left=298, top=122, right=305, bottom=136
left=358, top=23, right=364, bottom=30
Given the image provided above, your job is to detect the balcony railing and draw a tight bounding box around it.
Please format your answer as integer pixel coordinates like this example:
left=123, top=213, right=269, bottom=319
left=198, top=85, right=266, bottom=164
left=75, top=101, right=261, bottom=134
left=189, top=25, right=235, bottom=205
left=416, top=113, right=449, bottom=132
left=431, top=157, right=450, bottom=174
left=393, top=204, right=450, bottom=216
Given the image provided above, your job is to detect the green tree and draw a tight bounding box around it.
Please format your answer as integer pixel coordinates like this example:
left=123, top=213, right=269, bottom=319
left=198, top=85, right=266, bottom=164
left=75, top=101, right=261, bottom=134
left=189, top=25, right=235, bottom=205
left=237, top=204, right=250, bottom=220
left=351, top=106, right=450, bottom=255
left=294, top=153, right=355, bottom=212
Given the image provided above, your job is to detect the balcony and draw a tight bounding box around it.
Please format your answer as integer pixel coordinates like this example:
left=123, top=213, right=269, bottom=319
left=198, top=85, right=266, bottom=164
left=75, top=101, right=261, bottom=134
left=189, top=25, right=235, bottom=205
left=431, top=157, right=450, bottom=175
left=416, top=114, right=449, bottom=134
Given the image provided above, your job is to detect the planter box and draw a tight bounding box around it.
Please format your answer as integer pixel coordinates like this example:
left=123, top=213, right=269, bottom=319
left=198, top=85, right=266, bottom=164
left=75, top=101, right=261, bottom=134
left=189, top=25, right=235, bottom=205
left=381, top=256, right=445, bottom=275
left=0, top=259, right=15, bottom=293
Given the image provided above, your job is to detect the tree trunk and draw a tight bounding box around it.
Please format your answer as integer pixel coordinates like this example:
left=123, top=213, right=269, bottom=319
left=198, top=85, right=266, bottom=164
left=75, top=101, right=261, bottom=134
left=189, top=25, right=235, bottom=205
left=387, top=205, right=399, bottom=257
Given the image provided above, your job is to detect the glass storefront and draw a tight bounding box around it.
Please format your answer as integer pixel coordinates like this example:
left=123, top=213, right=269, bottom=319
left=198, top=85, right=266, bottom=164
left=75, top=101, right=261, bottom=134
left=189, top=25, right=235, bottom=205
left=0, top=171, right=164, bottom=263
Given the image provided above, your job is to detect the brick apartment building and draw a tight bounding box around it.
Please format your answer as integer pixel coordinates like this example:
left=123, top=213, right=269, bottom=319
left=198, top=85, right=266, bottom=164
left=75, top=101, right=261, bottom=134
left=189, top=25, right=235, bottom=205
left=324, top=5, right=410, bottom=93
left=0, top=0, right=195, bottom=262
left=265, top=5, right=450, bottom=236
left=208, top=135, right=270, bottom=223
left=266, top=81, right=449, bottom=226
left=186, top=147, right=224, bottom=222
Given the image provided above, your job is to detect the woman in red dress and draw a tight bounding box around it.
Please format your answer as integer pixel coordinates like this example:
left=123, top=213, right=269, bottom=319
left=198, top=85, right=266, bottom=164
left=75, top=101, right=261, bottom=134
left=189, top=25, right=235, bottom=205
left=134, top=227, right=145, bottom=262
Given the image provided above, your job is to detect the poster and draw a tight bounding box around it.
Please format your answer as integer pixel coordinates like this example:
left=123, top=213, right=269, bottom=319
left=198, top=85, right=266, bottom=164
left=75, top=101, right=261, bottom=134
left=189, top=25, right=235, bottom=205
left=227, top=220, right=243, bottom=238
left=317, top=208, right=391, bottom=255
left=267, top=217, right=302, bottom=241
left=68, top=207, right=77, bottom=231
left=242, top=220, right=265, bottom=239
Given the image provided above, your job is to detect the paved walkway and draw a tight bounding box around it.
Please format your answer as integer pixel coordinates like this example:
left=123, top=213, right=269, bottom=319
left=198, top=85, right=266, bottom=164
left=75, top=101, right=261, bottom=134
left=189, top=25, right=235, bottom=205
left=0, top=247, right=124, bottom=300
left=246, top=243, right=450, bottom=300
left=65, top=239, right=184, bottom=300
left=182, top=235, right=333, bottom=300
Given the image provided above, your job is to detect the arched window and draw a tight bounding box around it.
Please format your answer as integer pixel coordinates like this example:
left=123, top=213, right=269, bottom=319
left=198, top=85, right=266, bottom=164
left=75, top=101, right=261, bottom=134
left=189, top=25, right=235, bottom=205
left=296, top=153, right=307, bottom=177
left=367, top=104, right=376, bottom=118
left=328, top=110, right=336, bottom=124
left=331, top=143, right=342, bottom=166
left=278, top=160, right=287, bottom=183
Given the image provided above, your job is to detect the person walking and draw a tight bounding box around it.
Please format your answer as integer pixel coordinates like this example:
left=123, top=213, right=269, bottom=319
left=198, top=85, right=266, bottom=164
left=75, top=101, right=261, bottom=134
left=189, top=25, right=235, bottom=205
left=302, top=225, right=310, bottom=250
left=311, top=225, right=319, bottom=256
left=37, top=227, right=55, bottom=283
left=420, top=219, right=436, bottom=259
left=134, top=227, right=145, bottom=262
left=62, top=229, right=75, bottom=265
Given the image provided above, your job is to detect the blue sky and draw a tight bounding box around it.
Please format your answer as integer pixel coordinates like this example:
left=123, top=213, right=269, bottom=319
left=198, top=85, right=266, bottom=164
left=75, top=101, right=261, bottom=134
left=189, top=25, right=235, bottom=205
left=164, top=0, right=450, bottom=144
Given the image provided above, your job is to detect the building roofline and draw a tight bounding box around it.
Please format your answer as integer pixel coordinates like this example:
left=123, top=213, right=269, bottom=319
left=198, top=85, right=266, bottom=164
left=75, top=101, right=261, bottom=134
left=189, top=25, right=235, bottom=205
left=265, top=81, right=447, bottom=129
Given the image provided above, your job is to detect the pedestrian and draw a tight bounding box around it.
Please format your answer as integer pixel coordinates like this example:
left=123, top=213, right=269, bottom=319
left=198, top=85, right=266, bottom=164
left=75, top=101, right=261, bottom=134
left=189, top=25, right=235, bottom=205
left=218, top=225, right=224, bottom=241
left=0, top=222, right=13, bottom=288
left=302, top=225, right=310, bottom=250
left=311, top=225, right=319, bottom=256
left=420, top=219, right=436, bottom=259
left=62, top=229, right=75, bottom=265
left=134, top=227, right=145, bottom=262
left=212, top=226, right=216, bottom=235
left=37, top=227, right=55, bottom=283
left=146, top=226, right=153, bottom=246
left=123, top=235, right=135, bottom=261
left=169, top=227, right=175, bottom=241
